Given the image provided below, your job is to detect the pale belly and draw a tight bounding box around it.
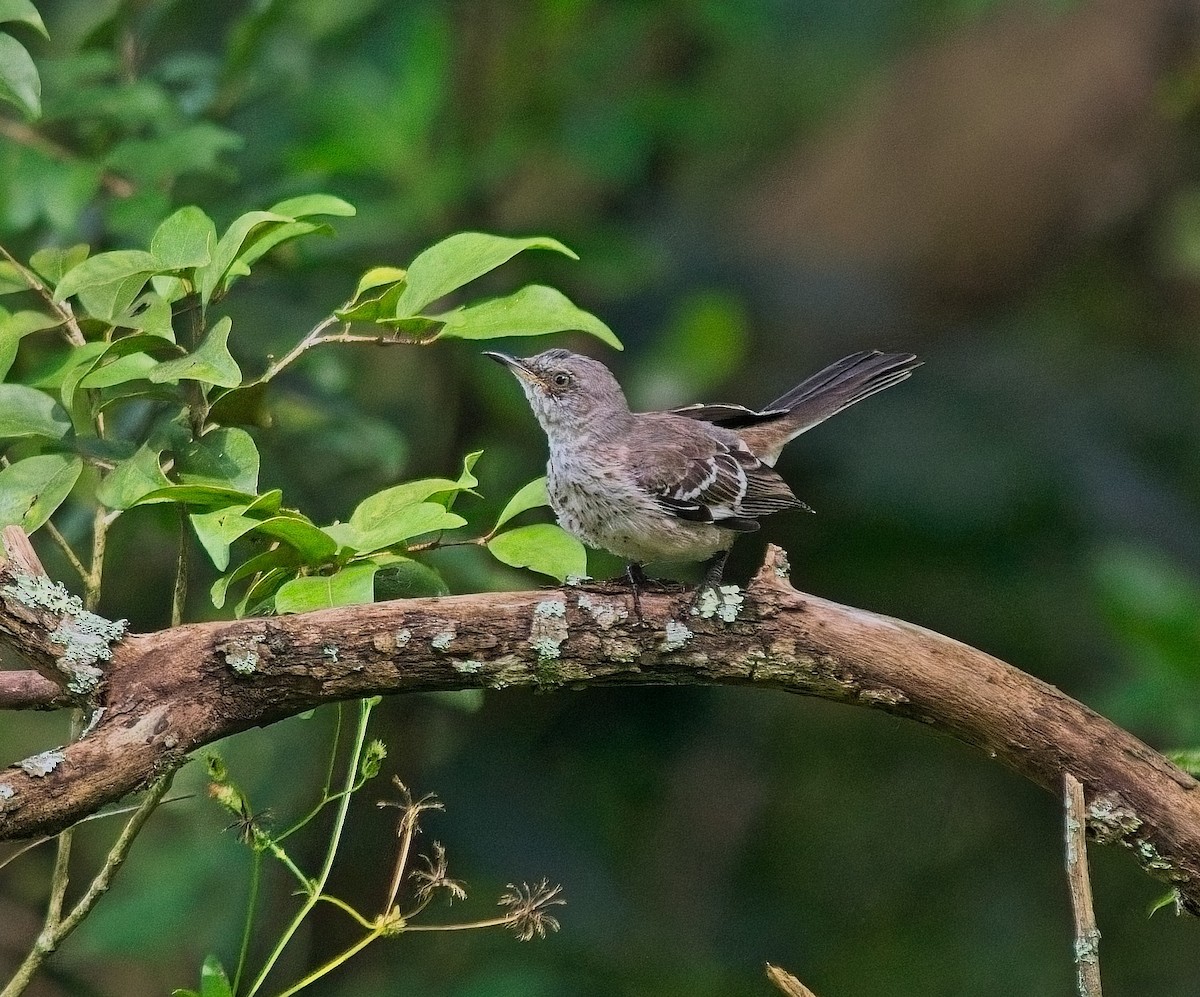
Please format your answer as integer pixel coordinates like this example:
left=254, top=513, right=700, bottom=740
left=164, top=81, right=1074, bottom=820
left=546, top=456, right=732, bottom=565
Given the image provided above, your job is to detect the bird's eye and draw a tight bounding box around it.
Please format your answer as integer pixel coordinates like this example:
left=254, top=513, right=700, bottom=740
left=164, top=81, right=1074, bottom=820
left=552, top=373, right=571, bottom=388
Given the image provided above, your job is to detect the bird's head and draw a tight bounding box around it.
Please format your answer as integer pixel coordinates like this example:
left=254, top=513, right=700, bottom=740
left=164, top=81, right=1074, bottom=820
left=485, top=349, right=629, bottom=436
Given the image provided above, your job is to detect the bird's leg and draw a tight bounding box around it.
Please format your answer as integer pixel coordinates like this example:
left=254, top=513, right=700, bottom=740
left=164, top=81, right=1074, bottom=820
left=689, top=549, right=730, bottom=611
left=625, top=562, right=648, bottom=625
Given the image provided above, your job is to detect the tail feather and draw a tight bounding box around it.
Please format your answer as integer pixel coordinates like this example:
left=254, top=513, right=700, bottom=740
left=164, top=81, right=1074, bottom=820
left=743, top=351, right=921, bottom=463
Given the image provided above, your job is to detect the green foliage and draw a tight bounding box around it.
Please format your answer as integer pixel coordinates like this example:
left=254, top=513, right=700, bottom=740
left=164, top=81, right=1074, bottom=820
left=1, top=194, right=617, bottom=622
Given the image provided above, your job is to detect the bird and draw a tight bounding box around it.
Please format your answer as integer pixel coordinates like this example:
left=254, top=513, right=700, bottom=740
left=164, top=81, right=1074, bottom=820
left=485, top=348, right=921, bottom=616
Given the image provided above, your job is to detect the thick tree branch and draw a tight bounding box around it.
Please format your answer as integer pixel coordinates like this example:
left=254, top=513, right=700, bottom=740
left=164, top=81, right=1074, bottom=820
left=0, top=672, right=68, bottom=711
left=1, top=543, right=1199, bottom=913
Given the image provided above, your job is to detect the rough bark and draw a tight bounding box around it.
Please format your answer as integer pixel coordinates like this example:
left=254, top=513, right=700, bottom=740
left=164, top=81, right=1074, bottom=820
left=2, top=540, right=1198, bottom=912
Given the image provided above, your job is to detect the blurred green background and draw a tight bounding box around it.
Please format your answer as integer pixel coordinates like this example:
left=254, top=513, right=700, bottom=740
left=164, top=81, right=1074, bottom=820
left=3, top=0, right=1200, bottom=994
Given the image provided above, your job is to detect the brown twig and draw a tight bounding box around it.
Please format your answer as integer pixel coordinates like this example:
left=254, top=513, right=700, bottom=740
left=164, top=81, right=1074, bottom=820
left=1064, top=773, right=1103, bottom=997
left=766, top=964, right=820, bottom=997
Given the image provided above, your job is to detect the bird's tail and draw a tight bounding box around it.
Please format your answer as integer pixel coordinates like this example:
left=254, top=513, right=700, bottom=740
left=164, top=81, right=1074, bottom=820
left=742, top=351, right=921, bottom=464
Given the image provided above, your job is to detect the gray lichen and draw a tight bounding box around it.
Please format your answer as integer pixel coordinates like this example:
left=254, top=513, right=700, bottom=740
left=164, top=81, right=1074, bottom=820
left=322, top=644, right=339, bottom=662
left=576, top=592, right=626, bottom=630
left=690, top=584, right=744, bottom=623
left=219, top=634, right=265, bottom=675
left=20, top=749, right=65, bottom=777
left=1086, top=793, right=1143, bottom=844
left=3, top=574, right=126, bottom=693
left=529, top=599, right=568, bottom=660
left=431, top=629, right=456, bottom=652
left=453, top=659, right=484, bottom=674
left=660, top=619, right=693, bottom=651
left=773, top=550, right=792, bottom=578
left=0, top=784, right=15, bottom=800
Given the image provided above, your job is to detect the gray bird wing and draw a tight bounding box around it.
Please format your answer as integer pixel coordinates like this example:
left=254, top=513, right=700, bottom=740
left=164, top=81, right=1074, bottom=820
left=630, top=415, right=809, bottom=532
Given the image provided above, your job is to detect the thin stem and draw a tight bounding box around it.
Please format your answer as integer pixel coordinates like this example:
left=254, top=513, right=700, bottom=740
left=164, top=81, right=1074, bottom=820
left=0, top=242, right=86, bottom=346
left=1064, top=773, right=1103, bottom=997
left=315, top=894, right=376, bottom=930
left=84, top=505, right=108, bottom=613
left=404, top=915, right=513, bottom=932
left=270, top=926, right=384, bottom=997
left=384, top=808, right=416, bottom=913
left=0, top=769, right=176, bottom=997
left=259, top=316, right=340, bottom=384
left=43, top=828, right=73, bottom=926
left=42, top=521, right=89, bottom=586
left=232, top=850, right=263, bottom=996
left=171, top=506, right=188, bottom=627
left=245, top=698, right=375, bottom=997
left=264, top=841, right=312, bottom=895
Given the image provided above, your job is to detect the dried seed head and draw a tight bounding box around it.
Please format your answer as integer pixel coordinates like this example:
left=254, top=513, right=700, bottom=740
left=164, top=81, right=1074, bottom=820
left=377, top=776, right=444, bottom=837
left=498, top=879, right=565, bottom=941
left=410, top=841, right=468, bottom=904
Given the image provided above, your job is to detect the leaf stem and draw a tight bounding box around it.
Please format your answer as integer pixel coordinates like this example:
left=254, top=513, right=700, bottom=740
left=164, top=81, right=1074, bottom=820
left=41, top=521, right=89, bottom=586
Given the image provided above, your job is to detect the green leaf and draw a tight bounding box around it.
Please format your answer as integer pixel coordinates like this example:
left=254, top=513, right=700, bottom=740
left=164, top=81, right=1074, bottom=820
left=232, top=220, right=329, bottom=272
left=487, top=523, right=587, bottom=582
left=96, top=445, right=171, bottom=510
left=352, top=502, right=466, bottom=554
left=151, top=206, right=216, bottom=270
left=79, top=352, right=159, bottom=388
left=132, top=484, right=257, bottom=508
left=269, top=194, right=356, bottom=219
left=148, top=317, right=241, bottom=387
left=248, top=515, right=337, bottom=564
left=396, top=233, right=578, bottom=316
left=0, top=0, right=49, bottom=39
left=211, top=548, right=299, bottom=609
left=74, top=334, right=182, bottom=391
left=177, top=427, right=259, bottom=493
left=189, top=504, right=255, bottom=571
left=54, top=250, right=160, bottom=303
left=199, top=954, right=233, bottom=997
left=0, top=34, right=40, bottom=120
left=237, top=566, right=292, bottom=618
left=0, top=384, right=71, bottom=440
left=0, top=263, right=27, bottom=295
left=62, top=334, right=182, bottom=419
left=29, top=244, right=88, bottom=286
left=433, top=450, right=481, bottom=509
left=274, top=563, right=379, bottom=614
left=244, top=488, right=283, bottom=516
left=26, top=342, right=105, bottom=388
left=351, top=266, right=406, bottom=302
left=0, top=454, right=82, bottom=532
left=114, top=291, right=175, bottom=339
left=371, top=555, right=449, bottom=599
left=0, top=310, right=61, bottom=380
left=436, top=284, right=621, bottom=349
left=197, top=210, right=290, bottom=306
left=495, top=476, right=550, bottom=530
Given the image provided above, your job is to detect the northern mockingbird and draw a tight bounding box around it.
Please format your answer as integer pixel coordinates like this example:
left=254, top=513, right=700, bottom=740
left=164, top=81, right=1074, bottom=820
left=486, top=348, right=920, bottom=614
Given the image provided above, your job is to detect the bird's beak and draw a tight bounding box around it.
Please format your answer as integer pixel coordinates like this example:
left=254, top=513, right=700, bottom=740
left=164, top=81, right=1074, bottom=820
left=483, top=351, right=539, bottom=385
